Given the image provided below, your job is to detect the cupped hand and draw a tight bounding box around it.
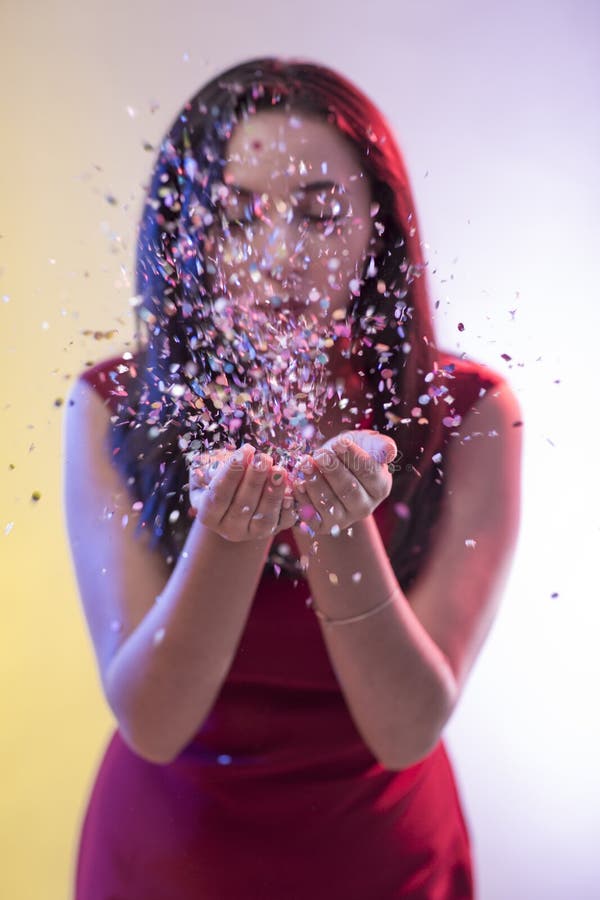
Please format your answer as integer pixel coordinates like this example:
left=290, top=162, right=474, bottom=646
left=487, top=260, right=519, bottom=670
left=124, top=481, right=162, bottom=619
left=189, top=444, right=297, bottom=542
left=290, top=430, right=398, bottom=536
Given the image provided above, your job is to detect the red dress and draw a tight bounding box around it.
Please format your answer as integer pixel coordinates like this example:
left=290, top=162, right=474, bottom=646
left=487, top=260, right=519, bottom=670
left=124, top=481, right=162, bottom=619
left=73, top=351, right=500, bottom=899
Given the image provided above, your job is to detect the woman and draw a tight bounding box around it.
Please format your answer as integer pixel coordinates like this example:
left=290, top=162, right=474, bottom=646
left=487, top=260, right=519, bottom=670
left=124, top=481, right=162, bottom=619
left=65, top=57, right=522, bottom=899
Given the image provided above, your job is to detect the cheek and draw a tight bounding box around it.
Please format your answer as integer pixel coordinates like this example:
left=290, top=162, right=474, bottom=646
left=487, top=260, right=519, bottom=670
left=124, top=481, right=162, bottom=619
left=209, top=233, right=254, bottom=290
left=313, top=230, right=370, bottom=283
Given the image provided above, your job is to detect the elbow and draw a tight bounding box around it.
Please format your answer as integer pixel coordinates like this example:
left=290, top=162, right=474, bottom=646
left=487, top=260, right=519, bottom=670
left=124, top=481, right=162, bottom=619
left=378, top=674, right=457, bottom=772
left=116, top=721, right=181, bottom=766
left=378, top=731, right=443, bottom=772
left=105, top=685, right=183, bottom=766
left=104, top=664, right=188, bottom=766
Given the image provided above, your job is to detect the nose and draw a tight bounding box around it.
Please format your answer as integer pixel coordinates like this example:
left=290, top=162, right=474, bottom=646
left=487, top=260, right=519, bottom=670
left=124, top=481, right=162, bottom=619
left=249, top=209, right=307, bottom=285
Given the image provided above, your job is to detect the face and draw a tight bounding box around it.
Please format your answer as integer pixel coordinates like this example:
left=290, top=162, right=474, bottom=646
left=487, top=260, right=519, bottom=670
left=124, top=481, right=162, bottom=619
left=205, top=108, right=375, bottom=326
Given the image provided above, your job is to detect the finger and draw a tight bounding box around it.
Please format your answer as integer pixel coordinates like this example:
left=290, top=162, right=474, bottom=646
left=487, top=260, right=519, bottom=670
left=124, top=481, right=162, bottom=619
left=193, top=446, right=252, bottom=523
left=247, top=465, right=290, bottom=537
left=190, top=447, right=235, bottom=490
left=290, top=483, right=324, bottom=535
left=275, top=493, right=299, bottom=534
left=343, top=430, right=398, bottom=465
left=329, top=436, right=390, bottom=501
left=296, top=455, right=347, bottom=523
left=222, top=451, right=273, bottom=529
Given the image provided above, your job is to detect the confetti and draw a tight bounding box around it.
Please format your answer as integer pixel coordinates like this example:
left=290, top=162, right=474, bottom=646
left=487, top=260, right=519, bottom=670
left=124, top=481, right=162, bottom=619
left=328, top=572, right=339, bottom=585
left=393, top=502, right=410, bottom=520
left=465, top=539, right=477, bottom=548
left=351, top=571, right=362, bottom=583
left=442, top=415, right=462, bottom=428
left=153, top=627, right=166, bottom=645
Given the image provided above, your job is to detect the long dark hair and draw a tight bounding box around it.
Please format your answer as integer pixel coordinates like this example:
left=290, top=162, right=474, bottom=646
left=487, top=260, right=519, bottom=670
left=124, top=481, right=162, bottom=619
left=111, top=57, right=456, bottom=587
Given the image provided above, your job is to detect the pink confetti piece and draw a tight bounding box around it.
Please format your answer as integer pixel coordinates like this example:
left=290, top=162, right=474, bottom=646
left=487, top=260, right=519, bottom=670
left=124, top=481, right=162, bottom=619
left=393, top=502, right=411, bottom=520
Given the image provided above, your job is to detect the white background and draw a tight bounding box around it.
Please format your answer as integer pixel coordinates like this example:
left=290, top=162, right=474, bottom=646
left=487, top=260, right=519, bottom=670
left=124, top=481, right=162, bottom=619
left=1, top=1, right=598, bottom=897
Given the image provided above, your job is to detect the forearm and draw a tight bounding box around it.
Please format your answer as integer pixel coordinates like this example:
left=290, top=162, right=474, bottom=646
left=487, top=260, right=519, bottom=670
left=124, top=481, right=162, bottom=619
left=295, top=515, right=457, bottom=769
left=105, top=518, right=271, bottom=764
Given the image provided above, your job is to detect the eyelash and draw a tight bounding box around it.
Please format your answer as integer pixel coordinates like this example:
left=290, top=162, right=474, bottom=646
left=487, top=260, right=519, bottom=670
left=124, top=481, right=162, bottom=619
left=220, top=209, right=343, bottom=231
left=217, top=191, right=346, bottom=232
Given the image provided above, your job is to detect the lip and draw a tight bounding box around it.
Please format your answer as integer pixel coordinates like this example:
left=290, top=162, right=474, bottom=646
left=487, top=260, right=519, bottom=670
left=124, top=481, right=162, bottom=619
left=265, top=294, right=307, bottom=311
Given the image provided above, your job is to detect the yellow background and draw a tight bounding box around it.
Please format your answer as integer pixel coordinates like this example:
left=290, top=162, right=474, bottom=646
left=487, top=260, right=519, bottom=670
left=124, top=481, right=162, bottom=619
left=2, top=1, right=598, bottom=898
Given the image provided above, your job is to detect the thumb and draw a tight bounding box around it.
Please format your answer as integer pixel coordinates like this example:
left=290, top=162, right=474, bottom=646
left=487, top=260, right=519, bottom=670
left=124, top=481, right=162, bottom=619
left=341, top=430, right=398, bottom=465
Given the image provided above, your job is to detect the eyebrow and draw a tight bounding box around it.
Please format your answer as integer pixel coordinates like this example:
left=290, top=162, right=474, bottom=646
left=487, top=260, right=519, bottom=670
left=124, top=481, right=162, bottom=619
left=227, top=179, right=343, bottom=196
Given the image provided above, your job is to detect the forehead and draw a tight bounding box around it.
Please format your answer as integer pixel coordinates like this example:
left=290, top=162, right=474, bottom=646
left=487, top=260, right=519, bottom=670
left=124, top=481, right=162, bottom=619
left=223, top=109, right=367, bottom=193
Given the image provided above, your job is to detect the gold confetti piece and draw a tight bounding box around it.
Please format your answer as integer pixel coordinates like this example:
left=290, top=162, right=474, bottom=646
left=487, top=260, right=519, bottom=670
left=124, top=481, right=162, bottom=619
left=81, top=329, right=119, bottom=340
left=328, top=572, right=339, bottom=585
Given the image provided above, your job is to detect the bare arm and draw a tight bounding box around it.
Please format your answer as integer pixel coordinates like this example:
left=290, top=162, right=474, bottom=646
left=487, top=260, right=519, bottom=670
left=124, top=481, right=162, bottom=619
left=292, top=381, right=523, bottom=769
left=64, top=379, right=293, bottom=764
left=294, top=515, right=455, bottom=770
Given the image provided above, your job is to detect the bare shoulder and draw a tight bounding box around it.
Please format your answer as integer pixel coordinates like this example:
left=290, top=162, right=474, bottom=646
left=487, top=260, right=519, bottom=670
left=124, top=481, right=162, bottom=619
left=445, top=373, right=523, bottom=522
left=64, top=375, right=170, bottom=697
left=461, top=374, right=523, bottom=436
left=407, top=373, right=523, bottom=695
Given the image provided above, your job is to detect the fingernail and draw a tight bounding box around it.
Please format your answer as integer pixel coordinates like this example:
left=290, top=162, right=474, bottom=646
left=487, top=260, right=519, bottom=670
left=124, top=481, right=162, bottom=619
left=252, top=454, right=264, bottom=469
left=271, top=470, right=284, bottom=485
left=314, top=450, right=336, bottom=470
left=333, top=436, right=352, bottom=452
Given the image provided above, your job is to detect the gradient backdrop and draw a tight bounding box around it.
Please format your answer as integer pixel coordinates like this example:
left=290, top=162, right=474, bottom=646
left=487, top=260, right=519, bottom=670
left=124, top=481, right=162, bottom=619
left=1, top=1, right=598, bottom=897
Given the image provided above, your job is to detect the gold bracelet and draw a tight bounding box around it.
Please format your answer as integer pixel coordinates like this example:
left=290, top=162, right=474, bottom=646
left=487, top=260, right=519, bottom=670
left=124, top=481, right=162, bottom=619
left=311, top=587, right=399, bottom=626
